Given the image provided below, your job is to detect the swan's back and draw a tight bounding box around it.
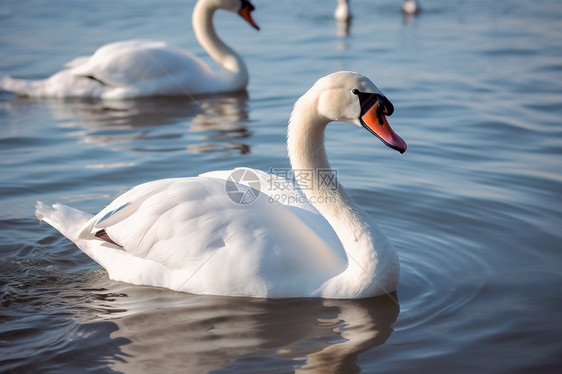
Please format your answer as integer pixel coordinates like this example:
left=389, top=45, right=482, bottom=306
left=72, top=40, right=213, bottom=85
left=48, top=170, right=347, bottom=297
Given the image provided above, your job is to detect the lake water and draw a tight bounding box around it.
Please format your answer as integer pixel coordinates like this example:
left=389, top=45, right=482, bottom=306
left=1, top=0, right=561, bottom=372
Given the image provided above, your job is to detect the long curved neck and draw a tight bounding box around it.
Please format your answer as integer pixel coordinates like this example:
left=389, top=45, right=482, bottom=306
left=287, top=93, right=399, bottom=297
left=192, top=1, right=249, bottom=86
left=287, top=94, right=369, bottom=242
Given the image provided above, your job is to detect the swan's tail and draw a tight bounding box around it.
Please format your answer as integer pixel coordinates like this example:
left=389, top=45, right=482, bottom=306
left=1, top=76, right=46, bottom=97
left=35, top=202, right=175, bottom=290
left=2, top=71, right=107, bottom=98
left=35, top=202, right=94, bottom=243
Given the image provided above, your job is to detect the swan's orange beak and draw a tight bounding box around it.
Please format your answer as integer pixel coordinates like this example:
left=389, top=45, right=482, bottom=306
left=361, top=101, right=407, bottom=154
left=239, top=1, right=260, bottom=30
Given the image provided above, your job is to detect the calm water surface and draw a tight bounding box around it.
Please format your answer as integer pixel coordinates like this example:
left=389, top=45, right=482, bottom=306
left=1, top=0, right=562, bottom=372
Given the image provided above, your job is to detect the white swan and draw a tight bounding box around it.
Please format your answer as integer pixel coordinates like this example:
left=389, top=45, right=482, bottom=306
left=0, top=0, right=259, bottom=99
left=334, top=0, right=351, bottom=21
left=35, top=71, right=407, bottom=299
left=402, top=0, right=419, bottom=15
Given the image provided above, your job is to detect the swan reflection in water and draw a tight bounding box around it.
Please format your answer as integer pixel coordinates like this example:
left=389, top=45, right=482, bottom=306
left=336, top=16, right=352, bottom=39
left=187, top=94, right=251, bottom=154
left=84, top=283, right=399, bottom=373
left=34, top=92, right=251, bottom=155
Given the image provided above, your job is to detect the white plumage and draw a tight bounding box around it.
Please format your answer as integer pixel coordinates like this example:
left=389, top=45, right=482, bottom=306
left=36, top=72, right=405, bottom=299
left=36, top=170, right=346, bottom=297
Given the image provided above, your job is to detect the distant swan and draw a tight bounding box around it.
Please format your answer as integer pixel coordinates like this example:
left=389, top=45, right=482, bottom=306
left=334, top=0, right=351, bottom=20
left=0, top=0, right=259, bottom=99
left=402, top=0, right=419, bottom=15
left=35, top=71, right=407, bottom=299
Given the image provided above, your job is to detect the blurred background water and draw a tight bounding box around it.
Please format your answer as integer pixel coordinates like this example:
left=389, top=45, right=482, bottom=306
left=1, top=0, right=561, bottom=372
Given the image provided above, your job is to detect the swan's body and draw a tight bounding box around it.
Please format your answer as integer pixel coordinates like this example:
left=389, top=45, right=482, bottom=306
left=36, top=71, right=407, bottom=299
left=402, top=0, right=419, bottom=15
left=0, top=0, right=258, bottom=99
left=334, top=0, right=351, bottom=20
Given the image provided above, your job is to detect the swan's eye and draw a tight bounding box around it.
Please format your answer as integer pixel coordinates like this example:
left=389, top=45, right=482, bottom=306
left=351, top=88, right=360, bottom=95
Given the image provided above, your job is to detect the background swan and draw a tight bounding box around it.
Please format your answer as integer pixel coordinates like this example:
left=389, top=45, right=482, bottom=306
left=0, top=0, right=259, bottom=99
left=334, top=0, right=351, bottom=20
left=35, top=71, right=406, bottom=299
left=402, top=0, right=420, bottom=15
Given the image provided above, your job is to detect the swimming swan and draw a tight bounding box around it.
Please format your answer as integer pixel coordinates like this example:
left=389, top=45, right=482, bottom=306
left=402, top=0, right=420, bottom=15
left=35, top=71, right=407, bottom=299
left=1, top=0, right=259, bottom=99
left=334, top=0, right=351, bottom=20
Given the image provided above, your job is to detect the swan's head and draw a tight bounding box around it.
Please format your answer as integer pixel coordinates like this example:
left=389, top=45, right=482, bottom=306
left=238, top=0, right=259, bottom=30
left=207, top=0, right=259, bottom=30
left=402, top=0, right=419, bottom=15
left=315, top=71, right=407, bottom=154
left=217, top=0, right=259, bottom=30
